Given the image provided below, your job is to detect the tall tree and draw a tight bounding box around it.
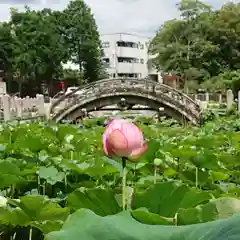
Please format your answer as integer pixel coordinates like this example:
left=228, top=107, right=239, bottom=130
left=0, top=22, right=14, bottom=82
left=0, top=1, right=105, bottom=96
left=149, top=0, right=240, bottom=92
left=61, top=0, right=102, bottom=82
left=9, top=7, right=68, bottom=95
left=210, top=3, right=240, bottom=71
left=177, top=0, right=212, bottom=20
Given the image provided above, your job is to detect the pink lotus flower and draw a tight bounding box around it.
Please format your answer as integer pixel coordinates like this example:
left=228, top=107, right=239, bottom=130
left=102, top=118, right=147, bottom=162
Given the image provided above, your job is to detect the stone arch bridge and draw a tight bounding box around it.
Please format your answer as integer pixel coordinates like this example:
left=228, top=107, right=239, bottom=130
left=49, top=78, right=201, bottom=125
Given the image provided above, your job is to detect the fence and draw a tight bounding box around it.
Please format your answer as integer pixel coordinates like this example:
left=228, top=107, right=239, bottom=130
left=189, top=90, right=239, bottom=110
left=0, top=94, right=47, bottom=121
left=188, top=93, right=227, bottom=103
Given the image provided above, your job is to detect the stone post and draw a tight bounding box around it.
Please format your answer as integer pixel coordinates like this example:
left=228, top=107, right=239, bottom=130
left=205, top=92, right=209, bottom=103
left=172, top=79, right=177, bottom=89
left=36, top=94, right=46, bottom=117
left=44, top=103, right=51, bottom=120
left=2, top=95, right=11, bottom=121
left=238, top=91, right=240, bottom=114
left=158, top=107, right=164, bottom=122
left=14, top=97, right=23, bottom=118
left=218, top=93, right=222, bottom=104
left=157, top=73, right=163, bottom=83
left=0, top=82, right=6, bottom=94
left=81, top=108, right=87, bottom=119
left=226, top=89, right=234, bottom=110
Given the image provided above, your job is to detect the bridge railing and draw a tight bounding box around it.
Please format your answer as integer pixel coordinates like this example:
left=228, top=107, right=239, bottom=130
left=50, top=78, right=200, bottom=116
left=50, top=78, right=200, bottom=121
left=50, top=78, right=123, bottom=112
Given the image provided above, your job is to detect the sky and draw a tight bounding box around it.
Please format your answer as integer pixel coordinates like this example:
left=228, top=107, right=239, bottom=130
left=0, top=0, right=238, bottom=36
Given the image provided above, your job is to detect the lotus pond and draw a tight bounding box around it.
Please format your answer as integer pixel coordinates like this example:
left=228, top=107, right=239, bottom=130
left=1, top=117, right=240, bottom=239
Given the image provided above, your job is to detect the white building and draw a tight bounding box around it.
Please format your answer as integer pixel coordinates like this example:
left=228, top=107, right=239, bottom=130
left=100, top=33, right=162, bottom=82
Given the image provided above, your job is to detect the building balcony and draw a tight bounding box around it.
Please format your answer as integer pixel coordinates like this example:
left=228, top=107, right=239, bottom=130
left=116, top=62, right=148, bottom=74
left=115, top=47, right=145, bottom=58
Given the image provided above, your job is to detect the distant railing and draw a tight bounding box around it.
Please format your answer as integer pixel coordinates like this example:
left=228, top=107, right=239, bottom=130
left=188, top=93, right=226, bottom=103
left=0, top=94, right=47, bottom=121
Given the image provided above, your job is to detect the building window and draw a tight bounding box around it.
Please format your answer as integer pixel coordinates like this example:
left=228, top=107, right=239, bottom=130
left=102, top=42, right=110, bottom=48
left=102, top=58, right=110, bottom=63
left=117, top=41, right=139, bottom=48
left=118, top=73, right=139, bottom=78
left=140, top=59, right=144, bottom=64
left=117, top=57, right=139, bottom=63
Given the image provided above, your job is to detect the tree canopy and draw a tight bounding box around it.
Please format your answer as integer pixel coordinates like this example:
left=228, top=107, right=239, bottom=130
left=0, top=0, right=102, bottom=96
left=149, top=0, right=240, bottom=93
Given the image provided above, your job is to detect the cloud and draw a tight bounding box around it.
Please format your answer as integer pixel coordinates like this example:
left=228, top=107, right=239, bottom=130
left=1, top=0, right=37, bottom=3
left=0, top=0, right=239, bottom=36
left=85, top=0, right=180, bottom=35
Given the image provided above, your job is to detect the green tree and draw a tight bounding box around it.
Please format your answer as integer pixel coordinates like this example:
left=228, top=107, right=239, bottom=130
left=210, top=3, right=240, bottom=71
left=61, top=0, right=102, bottom=83
left=9, top=7, right=68, bottom=95
left=0, top=22, right=14, bottom=86
left=62, top=68, right=83, bottom=87
left=0, top=1, right=103, bottom=96
left=149, top=0, right=240, bottom=92
left=177, top=0, right=212, bottom=20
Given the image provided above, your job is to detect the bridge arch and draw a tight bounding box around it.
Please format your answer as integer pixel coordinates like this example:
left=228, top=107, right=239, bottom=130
left=50, top=78, right=201, bottom=124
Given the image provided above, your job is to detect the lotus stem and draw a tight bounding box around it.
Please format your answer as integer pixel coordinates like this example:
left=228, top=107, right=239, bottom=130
left=195, top=167, right=198, bottom=188
left=173, top=213, right=178, bottom=226
left=122, top=157, right=127, bottom=211
left=42, top=182, right=46, bottom=195
left=64, top=173, right=67, bottom=192
left=154, top=168, right=157, bottom=184
left=29, top=227, right=32, bottom=240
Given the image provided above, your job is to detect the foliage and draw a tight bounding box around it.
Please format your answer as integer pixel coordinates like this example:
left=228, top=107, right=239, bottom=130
left=10, top=8, right=68, bottom=95
left=0, top=1, right=103, bottom=96
left=0, top=118, right=239, bottom=238
left=0, top=22, right=14, bottom=76
left=211, top=70, right=240, bottom=96
left=62, top=68, right=84, bottom=87
left=150, top=0, right=240, bottom=92
left=61, top=0, right=102, bottom=83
